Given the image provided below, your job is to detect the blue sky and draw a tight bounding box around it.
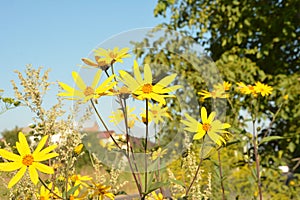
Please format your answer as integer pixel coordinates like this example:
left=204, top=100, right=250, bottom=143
left=0, top=0, right=165, bottom=132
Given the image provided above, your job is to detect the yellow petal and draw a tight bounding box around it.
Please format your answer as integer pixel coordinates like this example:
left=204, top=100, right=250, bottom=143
left=96, top=74, right=115, bottom=89
left=58, top=82, right=75, bottom=93
left=156, top=73, right=177, bottom=88
left=91, top=70, right=102, bottom=89
left=223, top=123, right=231, bottom=129
left=72, top=71, right=86, bottom=91
left=133, top=60, right=143, bottom=84
left=7, top=166, right=27, bottom=188
left=57, top=90, right=83, bottom=98
left=34, top=144, right=58, bottom=159
left=33, top=135, right=48, bottom=155
left=207, top=111, right=216, bottom=123
left=144, top=64, right=152, bottom=84
left=149, top=93, right=166, bottom=105
left=208, top=131, right=225, bottom=146
left=29, top=165, right=39, bottom=184
left=33, top=162, right=54, bottom=174
left=201, top=107, right=208, bottom=123
left=193, top=132, right=205, bottom=140
left=0, top=149, right=21, bottom=162
left=35, top=152, right=59, bottom=162
left=17, top=132, right=31, bottom=156
left=153, top=84, right=181, bottom=94
left=0, top=161, right=22, bottom=171
left=81, top=58, right=98, bottom=67
left=119, top=70, right=139, bottom=91
left=94, top=48, right=108, bottom=57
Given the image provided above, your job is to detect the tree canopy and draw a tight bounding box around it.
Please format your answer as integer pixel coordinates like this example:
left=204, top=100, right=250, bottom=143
left=132, top=0, right=300, bottom=198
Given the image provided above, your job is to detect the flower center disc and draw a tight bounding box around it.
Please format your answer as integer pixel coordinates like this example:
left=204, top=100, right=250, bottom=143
left=84, top=86, right=94, bottom=96
left=151, top=110, right=158, bottom=115
left=202, top=123, right=211, bottom=132
left=142, top=84, right=153, bottom=93
left=22, top=154, right=34, bottom=166
left=109, top=52, right=117, bottom=59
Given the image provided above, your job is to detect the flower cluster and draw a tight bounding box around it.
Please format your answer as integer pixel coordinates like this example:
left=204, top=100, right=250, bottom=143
left=4, top=46, right=284, bottom=200
left=237, top=81, right=273, bottom=97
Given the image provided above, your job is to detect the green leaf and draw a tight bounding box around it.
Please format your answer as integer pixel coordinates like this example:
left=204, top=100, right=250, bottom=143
left=170, top=179, right=186, bottom=188
left=287, top=142, right=296, bottom=153
left=221, top=39, right=227, bottom=47
left=259, top=136, right=284, bottom=145
left=67, top=184, right=80, bottom=196
left=236, top=32, right=242, bottom=44
left=146, top=181, right=168, bottom=195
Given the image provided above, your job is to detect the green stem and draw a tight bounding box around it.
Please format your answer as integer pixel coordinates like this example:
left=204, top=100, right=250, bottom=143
left=90, top=100, right=121, bottom=149
left=213, top=99, right=226, bottom=200
left=218, top=150, right=226, bottom=200
left=102, top=67, right=143, bottom=197
left=253, top=120, right=263, bottom=200
left=144, top=99, right=149, bottom=194
left=90, top=99, right=143, bottom=197
left=123, top=99, right=143, bottom=196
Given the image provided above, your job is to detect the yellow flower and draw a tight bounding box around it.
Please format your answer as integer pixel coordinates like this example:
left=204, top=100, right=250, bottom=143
left=253, top=81, right=273, bottom=96
left=0, top=132, right=58, bottom=188
left=71, top=174, right=92, bottom=188
left=151, top=147, right=167, bottom=161
left=109, top=106, right=137, bottom=128
left=90, top=181, right=115, bottom=200
left=74, top=144, right=84, bottom=155
left=99, top=140, right=116, bottom=151
left=198, top=89, right=227, bottom=100
left=81, top=56, right=110, bottom=71
left=198, top=81, right=230, bottom=100
left=214, top=81, right=232, bottom=91
left=38, top=182, right=52, bottom=200
left=94, top=47, right=131, bottom=65
left=58, top=70, right=116, bottom=102
left=55, top=184, right=86, bottom=200
left=146, top=191, right=164, bottom=200
left=119, top=60, right=181, bottom=105
left=114, top=85, right=132, bottom=100
left=237, top=82, right=257, bottom=96
left=141, top=103, right=172, bottom=124
left=181, top=107, right=231, bottom=146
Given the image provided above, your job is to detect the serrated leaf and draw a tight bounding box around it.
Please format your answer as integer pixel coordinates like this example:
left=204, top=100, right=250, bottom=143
left=259, top=136, right=284, bottom=145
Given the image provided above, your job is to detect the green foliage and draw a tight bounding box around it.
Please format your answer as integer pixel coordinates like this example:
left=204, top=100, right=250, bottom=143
left=0, top=96, right=21, bottom=115
left=131, top=0, right=300, bottom=198
left=0, top=126, right=22, bottom=148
